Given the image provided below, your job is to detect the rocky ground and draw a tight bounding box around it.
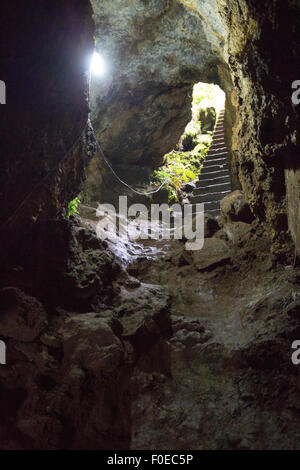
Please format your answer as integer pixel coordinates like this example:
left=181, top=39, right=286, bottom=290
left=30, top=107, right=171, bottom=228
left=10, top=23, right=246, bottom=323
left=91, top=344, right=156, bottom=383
left=0, top=192, right=300, bottom=450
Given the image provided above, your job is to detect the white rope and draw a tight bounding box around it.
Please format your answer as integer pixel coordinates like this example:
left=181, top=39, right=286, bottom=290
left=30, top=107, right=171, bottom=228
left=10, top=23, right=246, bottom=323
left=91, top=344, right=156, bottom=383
left=95, top=140, right=167, bottom=196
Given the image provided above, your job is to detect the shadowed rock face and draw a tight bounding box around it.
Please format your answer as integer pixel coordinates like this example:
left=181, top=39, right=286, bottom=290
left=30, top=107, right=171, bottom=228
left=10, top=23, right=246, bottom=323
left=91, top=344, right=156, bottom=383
left=218, top=0, right=300, bottom=254
left=90, top=0, right=226, bottom=167
left=0, top=0, right=95, bottom=256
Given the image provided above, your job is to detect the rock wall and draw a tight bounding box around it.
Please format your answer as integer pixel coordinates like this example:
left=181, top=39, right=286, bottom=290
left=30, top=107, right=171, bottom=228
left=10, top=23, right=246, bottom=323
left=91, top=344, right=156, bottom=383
left=218, top=0, right=300, bottom=255
left=0, top=0, right=95, bottom=255
left=90, top=0, right=226, bottom=165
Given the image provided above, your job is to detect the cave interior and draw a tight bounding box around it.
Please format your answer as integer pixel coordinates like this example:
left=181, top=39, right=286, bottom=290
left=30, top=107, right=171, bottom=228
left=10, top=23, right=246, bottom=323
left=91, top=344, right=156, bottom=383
left=0, top=0, right=300, bottom=451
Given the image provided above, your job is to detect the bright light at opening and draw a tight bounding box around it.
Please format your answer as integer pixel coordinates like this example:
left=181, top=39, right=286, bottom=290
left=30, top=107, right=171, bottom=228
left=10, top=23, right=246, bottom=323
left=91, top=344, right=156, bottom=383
left=90, top=51, right=106, bottom=77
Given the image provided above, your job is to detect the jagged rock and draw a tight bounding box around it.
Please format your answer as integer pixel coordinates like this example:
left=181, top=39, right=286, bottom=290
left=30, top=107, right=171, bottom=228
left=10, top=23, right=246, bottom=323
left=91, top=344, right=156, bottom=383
left=170, top=317, right=212, bottom=348
left=151, top=187, right=170, bottom=205
left=115, top=284, right=172, bottom=353
left=222, top=221, right=253, bottom=245
left=286, top=301, right=300, bottom=319
left=181, top=132, right=197, bottom=151
left=204, top=213, right=220, bottom=237
left=0, top=287, right=47, bottom=342
left=63, top=229, right=120, bottom=309
left=0, top=1, right=94, bottom=254
left=192, top=238, right=230, bottom=271
left=189, top=213, right=220, bottom=238
left=220, top=190, right=253, bottom=223
left=172, top=317, right=205, bottom=334
left=59, top=313, right=124, bottom=375
left=10, top=220, right=121, bottom=311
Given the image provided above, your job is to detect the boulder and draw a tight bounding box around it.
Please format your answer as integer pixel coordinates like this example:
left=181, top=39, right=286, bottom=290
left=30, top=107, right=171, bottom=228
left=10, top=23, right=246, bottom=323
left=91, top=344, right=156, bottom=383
left=192, top=238, right=230, bottom=271
left=0, top=287, right=47, bottom=342
left=220, top=190, right=254, bottom=223
left=59, top=313, right=124, bottom=375
left=222, top=222, right=253, bottom=245
left=115, top=284, right=172, bottom=353
left=204, top=214, right=220, bottom=238
left=191, top=213, right=220, bottom=238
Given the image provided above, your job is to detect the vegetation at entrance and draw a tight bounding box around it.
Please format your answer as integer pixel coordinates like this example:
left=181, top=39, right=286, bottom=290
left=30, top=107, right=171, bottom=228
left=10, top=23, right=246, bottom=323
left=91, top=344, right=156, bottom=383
left=151, top=145, right=209, bottom=202
left=67, top=197, right=81, bottom=219
left=151, top=82, right=225, bottom=202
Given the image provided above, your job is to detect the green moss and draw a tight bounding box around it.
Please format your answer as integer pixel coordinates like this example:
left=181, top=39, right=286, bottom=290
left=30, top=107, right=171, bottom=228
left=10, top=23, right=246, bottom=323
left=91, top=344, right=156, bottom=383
left=67, top=197, right=81, bottom=219
left=151, top=146, right=209, bottom=202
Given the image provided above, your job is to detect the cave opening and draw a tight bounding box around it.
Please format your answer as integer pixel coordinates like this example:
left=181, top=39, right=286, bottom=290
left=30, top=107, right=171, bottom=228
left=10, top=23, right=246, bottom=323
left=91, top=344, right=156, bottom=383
left=150, top=82, right=227, bottom=214
left=82, top=76, right=229, bottom=210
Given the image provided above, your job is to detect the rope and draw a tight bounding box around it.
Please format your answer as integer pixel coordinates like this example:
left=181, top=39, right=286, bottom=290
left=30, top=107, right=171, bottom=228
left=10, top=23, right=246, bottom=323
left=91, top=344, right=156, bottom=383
left=1, top=70, right=167, bottom=233
left=95, top=140, right=167, bottom=196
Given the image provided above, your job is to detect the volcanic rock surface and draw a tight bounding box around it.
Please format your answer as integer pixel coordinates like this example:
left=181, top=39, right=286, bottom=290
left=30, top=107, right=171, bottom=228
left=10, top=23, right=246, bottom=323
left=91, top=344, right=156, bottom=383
left=0, top=206, right=300, bottom=450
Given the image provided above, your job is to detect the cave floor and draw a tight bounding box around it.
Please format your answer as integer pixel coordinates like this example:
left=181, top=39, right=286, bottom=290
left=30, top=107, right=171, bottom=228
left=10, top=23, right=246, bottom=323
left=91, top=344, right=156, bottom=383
left=1, top=208, right=299, bottom=450
left=77, top=209, right=300, bottom=450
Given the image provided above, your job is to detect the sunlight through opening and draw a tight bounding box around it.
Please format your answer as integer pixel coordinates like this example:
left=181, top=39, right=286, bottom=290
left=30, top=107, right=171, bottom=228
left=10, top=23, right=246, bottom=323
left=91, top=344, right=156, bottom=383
left=90, top=51, right=106, bottom=77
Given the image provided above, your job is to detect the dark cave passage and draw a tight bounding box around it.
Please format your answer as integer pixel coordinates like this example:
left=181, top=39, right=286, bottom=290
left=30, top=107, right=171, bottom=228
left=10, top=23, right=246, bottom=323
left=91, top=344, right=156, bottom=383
left=0, top=0, right=300, bottom=452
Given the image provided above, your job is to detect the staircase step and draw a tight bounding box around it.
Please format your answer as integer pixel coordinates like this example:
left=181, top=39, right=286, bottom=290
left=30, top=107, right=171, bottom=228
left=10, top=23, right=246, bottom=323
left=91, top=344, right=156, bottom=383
left=202, top=164, right=228, bottom=174
left=207, top=147, right=227, bottom=154
left=207, top=147, right=227, bottom=153
left=205, top=208, right=221, bottom=216
left=180, top=201, right=220, bottom=214
left=203, top=200, right=221, bottom=211
left=194, top=182, right=231, bottom=195
left=205, top=155, right=228, bottom=163
left=208, top=147, right=226, bottom=154
left=213, top=132, right=225, bottom=138
left=204, top=158, right=228, bottom=168
left=209, top=142, right=226, bottom=149
left=190, top=190, right=231, bottom=203
left=212, top=135, right=225, bottom=140
left=199, top=168, right=229, bottom=178
left=205, top=160, right=228, bottom=169
left=196, top=175, right=231, bottom=187
left=206, top=152, right=228, bottom=159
